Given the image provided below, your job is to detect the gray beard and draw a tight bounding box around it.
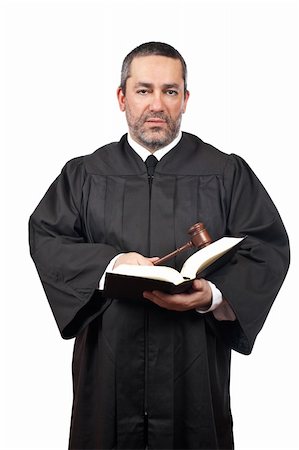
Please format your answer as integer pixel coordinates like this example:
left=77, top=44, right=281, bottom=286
left=127, top=112, right=182, bottom=151
left=136, top=129, right=178, bottom=151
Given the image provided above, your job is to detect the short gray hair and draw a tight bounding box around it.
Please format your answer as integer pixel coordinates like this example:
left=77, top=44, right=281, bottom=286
left=120, top=42, right=188, bottom=96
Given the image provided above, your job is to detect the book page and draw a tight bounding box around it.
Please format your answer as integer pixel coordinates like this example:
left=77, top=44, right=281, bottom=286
left=180, top=236, right=244, bottom=279
left=109, top=264, right=187, bottom=285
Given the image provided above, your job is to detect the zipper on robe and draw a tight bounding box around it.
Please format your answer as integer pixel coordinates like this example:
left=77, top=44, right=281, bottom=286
left=144, top=314, right=149, bottom=448
left=144, top=159, right=156, bottom=447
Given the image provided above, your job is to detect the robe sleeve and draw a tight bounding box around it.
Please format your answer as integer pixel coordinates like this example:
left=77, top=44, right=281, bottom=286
left=206, top=154, right=290, bottom=355
left=29, top=158, right=119, bottom=339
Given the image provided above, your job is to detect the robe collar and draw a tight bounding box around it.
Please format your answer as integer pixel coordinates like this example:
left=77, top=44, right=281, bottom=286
left=127, top=131, right=182, bottom=162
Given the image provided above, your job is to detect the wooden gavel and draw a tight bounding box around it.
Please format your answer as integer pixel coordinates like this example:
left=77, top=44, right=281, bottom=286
left=153, top=222, right=212, bottom=265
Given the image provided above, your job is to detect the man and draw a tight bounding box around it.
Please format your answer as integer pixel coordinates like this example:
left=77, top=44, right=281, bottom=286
left=29, top=42, right=290, bottom=450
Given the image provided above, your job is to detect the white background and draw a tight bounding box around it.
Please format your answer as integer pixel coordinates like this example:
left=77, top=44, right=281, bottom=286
left=2, top=0, right=299, bottom=449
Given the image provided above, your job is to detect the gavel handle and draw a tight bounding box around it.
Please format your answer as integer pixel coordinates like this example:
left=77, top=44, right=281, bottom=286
left=153, top=241, right=193, bottom=265
left=153, top=222, right=212, bottom=266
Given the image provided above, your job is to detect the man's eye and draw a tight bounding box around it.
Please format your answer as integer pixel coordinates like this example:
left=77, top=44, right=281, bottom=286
left=137, top=90, right=149, bottom=95
left=166, top=90, right=178, bottom=96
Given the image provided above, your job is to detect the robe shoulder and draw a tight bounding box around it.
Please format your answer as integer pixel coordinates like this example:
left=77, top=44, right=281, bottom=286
left=65, top=135, right=146, bottom=176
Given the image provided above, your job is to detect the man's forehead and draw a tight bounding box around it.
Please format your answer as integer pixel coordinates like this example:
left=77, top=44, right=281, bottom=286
left=128, top=55, right=184, bottom=83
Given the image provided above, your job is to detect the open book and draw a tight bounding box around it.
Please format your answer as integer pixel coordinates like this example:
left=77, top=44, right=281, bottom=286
left=103, top=236, right=246, bottom=300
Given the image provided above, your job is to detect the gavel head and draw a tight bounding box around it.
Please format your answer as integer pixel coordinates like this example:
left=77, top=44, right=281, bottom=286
left=188, top=222, right=212, bottom=249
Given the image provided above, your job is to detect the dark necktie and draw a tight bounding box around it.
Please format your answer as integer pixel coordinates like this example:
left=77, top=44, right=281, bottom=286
left=145, top=155, right=158, bottom=178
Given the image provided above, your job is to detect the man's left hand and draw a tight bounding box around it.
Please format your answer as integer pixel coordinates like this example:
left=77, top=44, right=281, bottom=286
left=143, top=279, right=212, bottom=311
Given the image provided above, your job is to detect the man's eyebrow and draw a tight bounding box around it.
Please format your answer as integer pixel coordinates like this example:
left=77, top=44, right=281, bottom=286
left=134, top=82, right=153, bottom=88
left=162, top=83, right=180, bottom=90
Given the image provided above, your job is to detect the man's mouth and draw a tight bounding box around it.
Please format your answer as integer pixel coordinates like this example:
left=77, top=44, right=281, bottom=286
left=145, top=118, right=167, bottom=124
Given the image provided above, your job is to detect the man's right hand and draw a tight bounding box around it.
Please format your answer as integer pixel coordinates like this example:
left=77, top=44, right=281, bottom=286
left=113, top=252, right=159, bottom=269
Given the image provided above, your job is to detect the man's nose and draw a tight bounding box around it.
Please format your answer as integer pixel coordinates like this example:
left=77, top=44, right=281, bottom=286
left=149, top=93, right=164, bottom=112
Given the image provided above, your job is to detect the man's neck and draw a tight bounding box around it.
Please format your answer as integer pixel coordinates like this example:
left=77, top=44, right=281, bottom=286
left=127, top=132, right=182, bottom=162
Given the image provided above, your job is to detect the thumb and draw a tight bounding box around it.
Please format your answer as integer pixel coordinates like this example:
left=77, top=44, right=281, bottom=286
left=148, top=257, right=160, bottom=264
left=192, top=278, right=205, bottom=291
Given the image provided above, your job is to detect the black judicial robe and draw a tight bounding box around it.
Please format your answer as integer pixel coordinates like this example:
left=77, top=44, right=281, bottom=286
left=29, top=132, right=290, bottom=450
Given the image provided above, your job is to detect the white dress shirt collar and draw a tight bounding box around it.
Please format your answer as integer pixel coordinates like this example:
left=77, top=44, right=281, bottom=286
left=127, top=131, right=182, bottom=162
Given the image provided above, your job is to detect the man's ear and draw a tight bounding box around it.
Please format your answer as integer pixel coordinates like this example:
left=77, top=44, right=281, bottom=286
left=117, top=87, right=126, bottom=112
left=183, top=90, right=190, bottom=113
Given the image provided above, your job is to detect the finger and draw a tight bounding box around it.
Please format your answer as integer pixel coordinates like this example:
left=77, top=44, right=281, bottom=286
left=192, top=278, right=205, bottom=291
left=143, top=290, right=168, bottom=308
left=137, top=256, right=157, bottom=266
left=144, top=290, right=179, bottom=303
left=148, top=256, right=160, bottom=264
left=143, top=290, right=164, bottom=302
left=143, top=290, right=191, bottom=310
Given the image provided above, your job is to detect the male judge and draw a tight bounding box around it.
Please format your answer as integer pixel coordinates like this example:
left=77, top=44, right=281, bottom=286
left=29, top=42, right=290, bottom=450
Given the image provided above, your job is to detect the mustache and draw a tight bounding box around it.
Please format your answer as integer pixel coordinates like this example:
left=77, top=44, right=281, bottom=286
left=142, top=113, right=170, bottom=123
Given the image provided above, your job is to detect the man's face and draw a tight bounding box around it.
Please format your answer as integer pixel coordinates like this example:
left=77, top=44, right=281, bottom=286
left=117, top=55, right=190, bottom=152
